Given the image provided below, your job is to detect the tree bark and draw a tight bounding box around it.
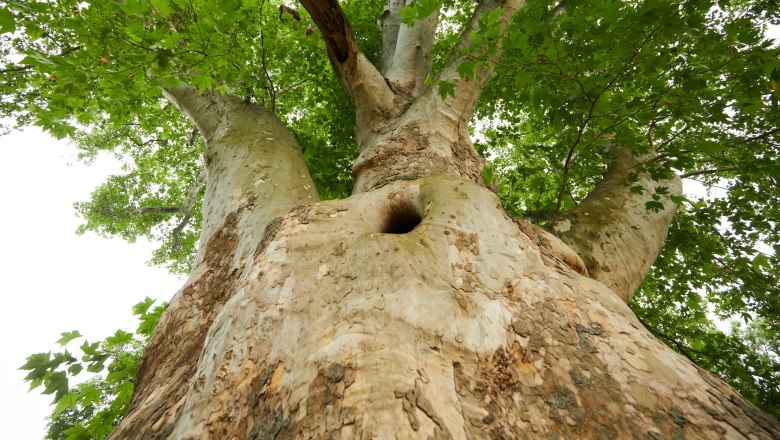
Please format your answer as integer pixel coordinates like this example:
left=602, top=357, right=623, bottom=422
left=549, top=145, right=682, bottom=303
left=111, top=164, right=779, bottom=439
left=109, top=3, right=780, bottom=438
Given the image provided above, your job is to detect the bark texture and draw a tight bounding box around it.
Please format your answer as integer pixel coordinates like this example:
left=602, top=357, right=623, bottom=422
left=109, top=3, right=780, bottom=439
left=550, top=146, right=682, bottom=303
left=112, top=172, right=779, bottom=439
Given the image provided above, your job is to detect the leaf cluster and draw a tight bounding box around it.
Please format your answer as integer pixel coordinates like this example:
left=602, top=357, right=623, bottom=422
left=20, top=298, right=167, bottom=440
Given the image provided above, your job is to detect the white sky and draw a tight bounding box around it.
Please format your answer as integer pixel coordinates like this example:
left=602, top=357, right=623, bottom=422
left=0, top=128, right=183, bottom=439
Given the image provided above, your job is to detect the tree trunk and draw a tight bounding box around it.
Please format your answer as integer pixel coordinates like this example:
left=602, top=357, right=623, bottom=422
left=108, top=2, right=779, bottom=437
left=107, top=94, right=779, bottom=438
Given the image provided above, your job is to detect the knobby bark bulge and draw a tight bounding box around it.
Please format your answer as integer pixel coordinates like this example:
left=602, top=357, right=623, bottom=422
left=109, top=3, right=779, bottom=439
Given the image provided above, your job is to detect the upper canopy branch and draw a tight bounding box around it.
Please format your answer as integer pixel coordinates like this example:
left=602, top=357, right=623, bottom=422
left=299, top=0, right=394, bottom=135
left=380, top=0, right=406, bottom=73
left=431, top=0, right=527, bottom=125
left=549, top=145, right=681, bottom=303
left=383, top=5, right=440, bottom=98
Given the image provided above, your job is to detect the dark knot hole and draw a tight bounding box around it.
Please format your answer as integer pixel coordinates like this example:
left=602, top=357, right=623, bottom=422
left=381, top=201, right=423, bottom=234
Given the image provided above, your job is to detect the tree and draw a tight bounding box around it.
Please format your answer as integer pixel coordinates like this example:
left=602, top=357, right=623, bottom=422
left=5, top=0, right=780, bottom=438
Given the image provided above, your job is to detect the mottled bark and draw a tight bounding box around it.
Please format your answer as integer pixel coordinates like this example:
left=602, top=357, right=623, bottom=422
left=549, top=145, right=681, bottom=302
left=108, top=3, right=780, bottom=439
left=112, top=171, right=778, bottom=439
left=109, top=85, right=318, bottom=439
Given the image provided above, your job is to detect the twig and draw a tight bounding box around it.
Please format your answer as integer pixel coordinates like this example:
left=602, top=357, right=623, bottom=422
left=680, top=167, right=740, bottom=178
left=171, top=168, right=206, bottom=251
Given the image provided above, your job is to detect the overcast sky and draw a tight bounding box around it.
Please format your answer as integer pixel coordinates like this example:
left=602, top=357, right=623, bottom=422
left=0, top=127, right=183, bottom=439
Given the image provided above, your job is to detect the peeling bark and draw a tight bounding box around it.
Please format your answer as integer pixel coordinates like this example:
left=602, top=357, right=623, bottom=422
left=109, top=86, right=319, bottom=439
left=112, top=174, right=779, bottom=439
left=163, top=85, right=319, bottom=250
left=107, top=4, right=780, bottom=438
left=549, top=145, right=681, bottom=302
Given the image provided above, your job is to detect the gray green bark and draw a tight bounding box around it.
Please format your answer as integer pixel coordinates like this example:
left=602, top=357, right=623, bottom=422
left=549, top=145, right=682, bottom=303
left=109, top=2, right=779, bottom=439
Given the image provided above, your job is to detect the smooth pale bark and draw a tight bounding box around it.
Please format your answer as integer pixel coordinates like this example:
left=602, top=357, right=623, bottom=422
left=109, top=88, right=319, bottom=438
left=384, top=9, right=439, bottom=97
left=111, top=169, right=779, bottom=438
left=109, top=2, right=780, bottom=438
left=549, top=146, right=681, bottom=303
left=380, top=0, right=406, bottom=74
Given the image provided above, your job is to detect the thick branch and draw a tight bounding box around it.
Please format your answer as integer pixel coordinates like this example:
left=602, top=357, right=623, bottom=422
left=380, top=0, right=406, bottom=72
left=384, top=8, right=440, bottom=97
left=163, top=83, right=319, bottom=247
left=299, top=0, right=395, bottom=146
left=549, top=145, right=682, bottom=303
left=431, top=0, right=527, bottom=124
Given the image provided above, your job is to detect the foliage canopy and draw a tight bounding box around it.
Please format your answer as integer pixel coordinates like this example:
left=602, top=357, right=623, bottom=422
left=4, top=0, right=779, bottom=434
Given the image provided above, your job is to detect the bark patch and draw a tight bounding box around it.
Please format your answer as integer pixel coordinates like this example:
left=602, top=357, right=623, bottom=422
left=394, top=381, right=454, bottom=439
left=112, top=211, right=243, bottom=439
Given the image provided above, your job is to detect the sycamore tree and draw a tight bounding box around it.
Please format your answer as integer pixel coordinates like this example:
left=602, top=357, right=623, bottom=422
left=4, top=0, right=780, bottom=438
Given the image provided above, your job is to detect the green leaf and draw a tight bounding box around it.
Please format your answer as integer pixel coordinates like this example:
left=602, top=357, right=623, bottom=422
left=150, top=0, right=172, bottom=17
left=437, top=80, right=455, bottom=100
left=132, top=297, right=155, bottom=316
left=57, top=331, right=83, bottom=346
left=106, top=330, right=134, bottom=346
left=752, top=254, right=769, bottom=271
left=645, top=200, right=665, bottom=212
left=52, top=391, right=79, bottom=417
left=399, top=5, right=417, bottom=26
left=456, top=60, right=478, bottom=81
left=655, top=186, right=670, bottom=196
left=79, top=385, right=103, bottom=406
left=399, top=0, right=440, bottom=25
left=670, top=195, right=687, bottom=205
left=62, top=424, right=90, bottom=440
left=43, top=371, right=69, bottom=399
left=0, top=7, right=15, bottom=34
left=690, top=339, right=706, bottom=351
left=80, top=341, right=101, bottom=356
left=68, top=364, right=84, bottom=376
left=19, top=352, right=51, bottom=373
left=699, top=140, right=724, bottom=155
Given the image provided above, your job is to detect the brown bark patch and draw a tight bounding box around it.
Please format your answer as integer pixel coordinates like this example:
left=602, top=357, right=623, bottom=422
left=452, top=296, right=719, bottom=439
left=352, top=125, right=485, bottom=192
left=246, top=362, right=293, bottom=440
left=111, top=211, right=243, bottom=439
left=395, top=381, right=455, bottom=439
left=248, top=362, right=360, bottom=439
